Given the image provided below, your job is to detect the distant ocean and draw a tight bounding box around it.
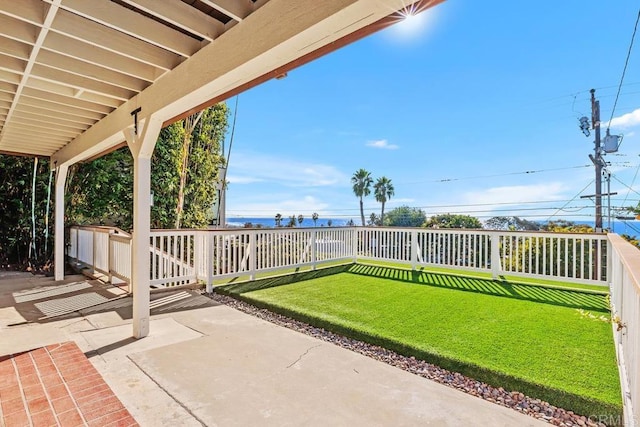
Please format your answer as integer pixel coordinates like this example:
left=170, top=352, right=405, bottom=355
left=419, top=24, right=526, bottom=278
left=225, top=217, right=351, bottom=228
left=223, top=217, right=640, bottom=238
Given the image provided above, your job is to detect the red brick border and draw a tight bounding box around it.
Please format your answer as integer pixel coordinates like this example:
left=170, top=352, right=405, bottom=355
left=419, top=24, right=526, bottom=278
left=0, top=342, right=138, bottom=427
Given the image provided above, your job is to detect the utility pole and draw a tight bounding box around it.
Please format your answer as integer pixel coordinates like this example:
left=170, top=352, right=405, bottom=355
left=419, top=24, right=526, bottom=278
left=590, top=89, right=603, bottom=232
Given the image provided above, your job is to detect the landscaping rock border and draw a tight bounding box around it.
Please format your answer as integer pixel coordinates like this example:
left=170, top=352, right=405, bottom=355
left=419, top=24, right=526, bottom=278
left=209, top=292, right=608, bottom=427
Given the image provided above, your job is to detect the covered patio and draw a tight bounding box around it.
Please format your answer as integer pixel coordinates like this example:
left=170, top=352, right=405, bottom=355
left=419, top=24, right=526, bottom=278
left=0, top=271, right=550, bottom=426
left=0, top=0, right=444, bottom=338
left=0, top=1, right=638, bottom=425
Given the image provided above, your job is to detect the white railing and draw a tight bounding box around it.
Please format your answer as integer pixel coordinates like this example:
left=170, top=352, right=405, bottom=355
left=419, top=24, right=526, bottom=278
left=67, top=224, right=637, bottom=423
left=69, top=225, right=131, bottom=284
left=150, top=229, right=197, bottom=287
left=607, top=234, right=639, bottom=427
left=355, top=228, right=608, bottom=285
left=69, top=226, right=610, bottom=288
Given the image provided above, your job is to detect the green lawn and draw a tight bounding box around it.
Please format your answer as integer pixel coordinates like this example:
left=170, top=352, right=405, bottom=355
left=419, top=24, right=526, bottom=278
left=220, top=264, right=621, bottom=418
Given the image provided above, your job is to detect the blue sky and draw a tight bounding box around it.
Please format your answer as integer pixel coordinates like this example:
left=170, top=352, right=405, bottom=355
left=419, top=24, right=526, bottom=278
left=224, top=0, right=640, bottom=226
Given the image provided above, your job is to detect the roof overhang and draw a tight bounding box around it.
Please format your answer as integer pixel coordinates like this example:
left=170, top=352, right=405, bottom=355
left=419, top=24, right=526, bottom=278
left=0, top=0, right=444, bottom=165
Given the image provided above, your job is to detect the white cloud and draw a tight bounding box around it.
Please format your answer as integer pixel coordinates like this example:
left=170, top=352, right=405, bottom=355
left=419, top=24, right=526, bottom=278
left=229, top=152, right=348, bottom=187
left=609, top=108, right=640, bottom=129
left=424, top=182, right=573, bottom=220
left=226, top=175, right=263, bottom=184
left=366, top=139, right=399, bottom=150
left=462, top=183, right=567, bottom=205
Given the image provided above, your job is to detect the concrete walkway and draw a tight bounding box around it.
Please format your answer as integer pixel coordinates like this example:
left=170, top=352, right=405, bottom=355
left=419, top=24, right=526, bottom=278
left=0, top=275, right=548, bottom=426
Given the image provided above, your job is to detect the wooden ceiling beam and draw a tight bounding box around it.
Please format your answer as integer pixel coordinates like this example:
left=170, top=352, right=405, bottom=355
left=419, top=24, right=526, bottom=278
left=50, top=9, right=183, bottom=70
left=120, top=0, right=223, bottom=42
left=42, top=33, right=161, bottom=82
left=35, top=50, right=149, bottom=92
left=55, top=0, right=201, bottom=57
left=21, top=87, right=114, bottom=114
left=199, top=0, right=253, bottom=22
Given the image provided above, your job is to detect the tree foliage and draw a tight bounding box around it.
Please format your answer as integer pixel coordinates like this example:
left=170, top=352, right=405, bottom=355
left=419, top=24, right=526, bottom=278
left=384, top=206, right=426, bottom=227
left=374, top=176, right=394, bottom=225
left=151, top=104, right=228, bottom=229
left=484, top=216, right=541, bottom=231
left=351, top=168, right=372, bottom=227
left=0, top=156, right=54, bottom=269
left=66, top=148, right=133, bottom=230
left=66, top=104, right=228, bottom=231
left=541, top=220, right=594, bottom=233
left=424, top=214, right=482, bottom=229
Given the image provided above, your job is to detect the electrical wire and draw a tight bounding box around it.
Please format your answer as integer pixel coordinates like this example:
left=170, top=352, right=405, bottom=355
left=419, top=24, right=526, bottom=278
left=607, top=7, right=640, bottom=130
left=612, top=174, right=640, bottom=198
left=545, top=179, right=594, bottom=223
left=400, top=164, right=591, bottom=185
left=215, top=96, right=239, bottom=225
left=621, top=159, right=640, bottom=208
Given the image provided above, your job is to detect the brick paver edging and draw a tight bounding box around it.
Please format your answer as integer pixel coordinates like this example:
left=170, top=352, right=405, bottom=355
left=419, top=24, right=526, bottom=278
left=0, top=341, right=138, bottom=427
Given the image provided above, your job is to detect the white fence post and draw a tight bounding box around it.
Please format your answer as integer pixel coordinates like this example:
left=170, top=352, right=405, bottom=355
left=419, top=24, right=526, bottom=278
left=249, top=232, right=257, bottom=281
left=352, top=228, right=358, bottom=263
left=411, top=229, right=418, bottom=270
left=206, top=232, right=214, bottom=293
left=311, top=229, right=317, bottom=271
left=107, top=229, right=113, bottom=284
left=91, top=228, right=97, bottom=274
left=491, top=232, right=501, bottom=280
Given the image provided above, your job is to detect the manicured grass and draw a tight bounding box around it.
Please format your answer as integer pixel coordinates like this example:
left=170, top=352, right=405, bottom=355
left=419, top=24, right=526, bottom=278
left=220, top=264, right=621, bottom=418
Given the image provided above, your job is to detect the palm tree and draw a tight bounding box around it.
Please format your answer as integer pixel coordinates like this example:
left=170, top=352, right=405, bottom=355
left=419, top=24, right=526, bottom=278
left=312, top=212, right=319, bottom=227
left=374, top=176, right=394, bottom=226
left=351, top=168, right=372, bottom=226
left=297, top=214, right=304, bottom=226
left=275, top=213, right=282, bottom=227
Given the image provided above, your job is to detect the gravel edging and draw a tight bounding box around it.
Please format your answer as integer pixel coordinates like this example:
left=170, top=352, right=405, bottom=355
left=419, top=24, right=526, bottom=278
left=208, top=292, right=609, bottom=427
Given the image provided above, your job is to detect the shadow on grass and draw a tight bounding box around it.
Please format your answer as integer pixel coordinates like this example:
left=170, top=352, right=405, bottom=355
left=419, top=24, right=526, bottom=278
left=219, top=263, right=609, bottom=313
left=217, top=264, right=353, bottom=295
left=347, top=264, right=609, bottom=313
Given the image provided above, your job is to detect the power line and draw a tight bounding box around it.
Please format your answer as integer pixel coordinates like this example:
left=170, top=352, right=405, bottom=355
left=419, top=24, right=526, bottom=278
left=621, top=159, right=640, bottom=208
left=611, top=174, right=640, bottom=199
left=400, top=164, right=591, bottom=185
left=545, top=179, right=595, bottom=223
left=607, top=6, right=640, bottom=130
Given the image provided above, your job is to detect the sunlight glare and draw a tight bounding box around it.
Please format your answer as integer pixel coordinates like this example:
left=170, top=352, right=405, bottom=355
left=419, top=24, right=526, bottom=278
left=389, top=7, right=435, bottom=42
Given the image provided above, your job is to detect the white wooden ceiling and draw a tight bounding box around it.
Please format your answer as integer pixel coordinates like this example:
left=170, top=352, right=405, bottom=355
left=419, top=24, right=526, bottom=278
left=0, top=0, right=442, bottom=161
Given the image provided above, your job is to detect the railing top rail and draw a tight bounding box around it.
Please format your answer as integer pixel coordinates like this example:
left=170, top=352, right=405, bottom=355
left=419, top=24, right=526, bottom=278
left=110, top=234, right=132, bottom=243
left=74, top=224, right=607, bottom=241
left=609, top=233, right=640, bottom=293
left=70, top=225, right=131, bottom=237
left=149, top=227, right=359, bottom=233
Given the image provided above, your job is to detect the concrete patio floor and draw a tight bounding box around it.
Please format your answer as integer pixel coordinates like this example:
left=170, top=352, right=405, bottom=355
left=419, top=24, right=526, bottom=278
left=0, top=274, right=548, bottom=426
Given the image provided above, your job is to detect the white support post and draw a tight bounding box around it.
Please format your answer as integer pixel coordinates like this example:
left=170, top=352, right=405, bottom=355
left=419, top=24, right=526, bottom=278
left=54, top=164, right=68, bottom=281
left=125, top=116, right=162, bottom=339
